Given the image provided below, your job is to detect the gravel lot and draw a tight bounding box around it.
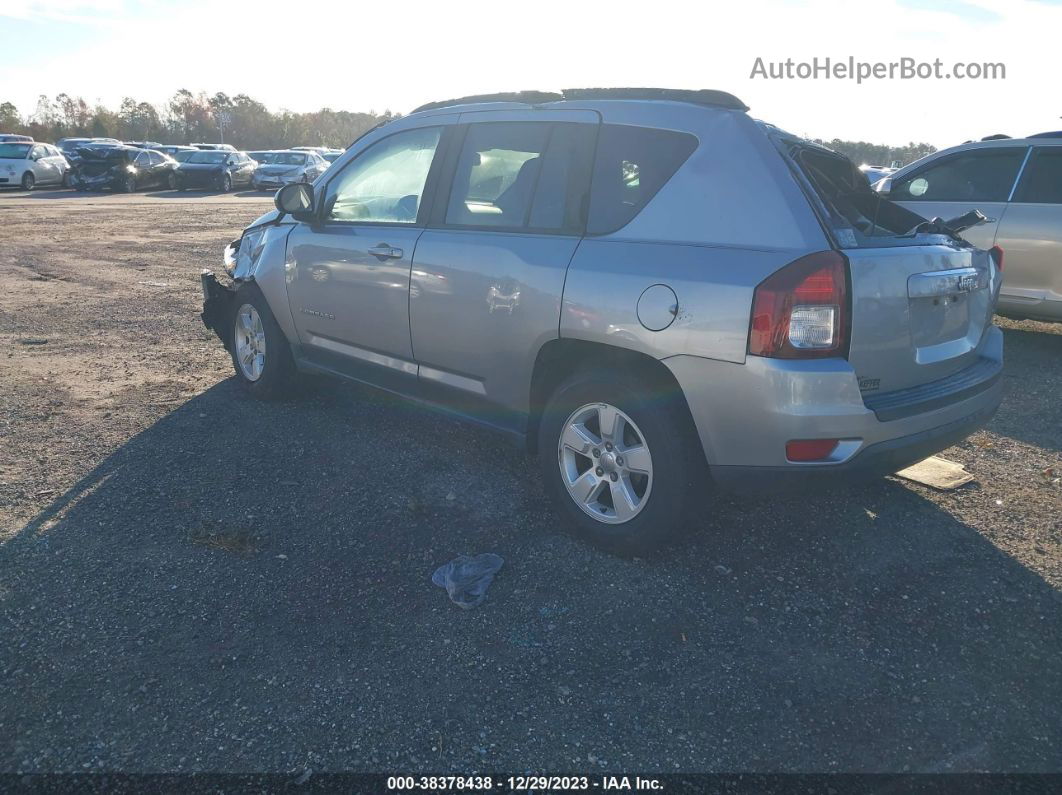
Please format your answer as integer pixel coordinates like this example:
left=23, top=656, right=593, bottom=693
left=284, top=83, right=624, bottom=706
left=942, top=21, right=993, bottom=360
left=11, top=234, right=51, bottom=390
left=1, top=192, right=1060, bottom=775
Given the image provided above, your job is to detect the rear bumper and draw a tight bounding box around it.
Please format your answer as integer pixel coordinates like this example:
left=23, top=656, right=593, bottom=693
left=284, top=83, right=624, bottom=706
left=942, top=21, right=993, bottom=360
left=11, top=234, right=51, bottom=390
left=710, top=397, right=999, bottom=493
left=665, top=325, right=1003, bottom=494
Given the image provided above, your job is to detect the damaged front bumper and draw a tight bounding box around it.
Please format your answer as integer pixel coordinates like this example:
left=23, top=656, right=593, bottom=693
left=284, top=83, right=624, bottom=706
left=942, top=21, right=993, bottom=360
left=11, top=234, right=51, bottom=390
left=200, top=270, right=235, bottom=349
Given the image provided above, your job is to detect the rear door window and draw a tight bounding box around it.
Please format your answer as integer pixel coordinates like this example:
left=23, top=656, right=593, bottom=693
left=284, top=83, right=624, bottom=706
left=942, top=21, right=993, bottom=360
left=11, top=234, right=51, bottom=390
left=892, top=148, right=1026, bottom=203
left=444, top=122, right=594, bottom=233
left=1012, top=147, right=1062, bottom=204
left=586, top=125, right=698, bottom=235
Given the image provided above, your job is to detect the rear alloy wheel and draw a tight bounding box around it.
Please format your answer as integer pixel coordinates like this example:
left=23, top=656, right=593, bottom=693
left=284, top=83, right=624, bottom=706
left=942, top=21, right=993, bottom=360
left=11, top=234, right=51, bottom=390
left=538, top=369, right=703, bottom=555
left=558, top=403, right=653, bottom=525
left=229, top=283, right=296, bottom=399
left=21, top=172, right=35, bottom=191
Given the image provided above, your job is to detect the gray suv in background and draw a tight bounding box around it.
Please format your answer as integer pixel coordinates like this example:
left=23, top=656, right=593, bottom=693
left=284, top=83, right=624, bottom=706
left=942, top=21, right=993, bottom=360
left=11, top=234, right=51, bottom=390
left=201, top=88, right=1003, bottom=553
left=877, top=136, right=1062, bottom=322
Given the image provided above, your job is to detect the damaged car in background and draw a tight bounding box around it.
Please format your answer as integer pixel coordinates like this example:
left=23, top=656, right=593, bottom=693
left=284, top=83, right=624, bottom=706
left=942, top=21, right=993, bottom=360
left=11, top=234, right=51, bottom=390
left=199, top=88, right=1005, bottom=555
left=72, top=146, right=178, bottom=192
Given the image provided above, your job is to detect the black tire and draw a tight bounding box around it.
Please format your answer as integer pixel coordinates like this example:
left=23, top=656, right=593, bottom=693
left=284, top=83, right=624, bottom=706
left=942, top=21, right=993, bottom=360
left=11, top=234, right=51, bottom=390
left=21, top=172, right=35, bottom=191
left=537, top=369, right=703, bottom=555
left=166, top=172, right=177, bottom=190
left=61, top=170, right=71, bottom=188
left=228, top=283, right=297, bottom=399
left=122, top=174, right=136, bottom=193
left=219, top=173, right=232, bottom=193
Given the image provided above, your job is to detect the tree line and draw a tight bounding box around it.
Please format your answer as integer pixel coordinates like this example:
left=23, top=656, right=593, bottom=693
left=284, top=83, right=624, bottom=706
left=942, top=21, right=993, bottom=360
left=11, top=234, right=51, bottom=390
left=814, top=138, right=937, bottom=168
left=0, top=90, right=396, bottom=150
left=0, top=90, right=937, bottom=166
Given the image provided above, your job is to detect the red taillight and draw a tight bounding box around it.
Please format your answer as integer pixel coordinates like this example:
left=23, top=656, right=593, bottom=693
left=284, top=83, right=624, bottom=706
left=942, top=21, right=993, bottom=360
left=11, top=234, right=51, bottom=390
left=786, top=439, right=840, bottom=462
left=989, top=245, right=1004, bottom=272
left=748, top=250, right=849, bottom=359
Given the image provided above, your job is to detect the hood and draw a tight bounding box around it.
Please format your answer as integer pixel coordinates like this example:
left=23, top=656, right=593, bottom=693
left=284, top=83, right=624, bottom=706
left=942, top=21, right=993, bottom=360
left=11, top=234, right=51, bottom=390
left=246, top=209, right=283, bottom=229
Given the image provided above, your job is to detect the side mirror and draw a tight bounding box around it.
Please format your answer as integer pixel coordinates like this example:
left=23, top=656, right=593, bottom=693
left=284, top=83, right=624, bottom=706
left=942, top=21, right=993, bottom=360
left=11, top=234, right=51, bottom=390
left=275, top=181, right=315, bottom=221
left=873, top=176, right=892, bottom=197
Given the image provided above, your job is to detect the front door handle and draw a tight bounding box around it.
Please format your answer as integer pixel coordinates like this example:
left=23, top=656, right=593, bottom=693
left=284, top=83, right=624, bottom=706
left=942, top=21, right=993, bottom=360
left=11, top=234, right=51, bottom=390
left=368, top=244, right=403, bottom=260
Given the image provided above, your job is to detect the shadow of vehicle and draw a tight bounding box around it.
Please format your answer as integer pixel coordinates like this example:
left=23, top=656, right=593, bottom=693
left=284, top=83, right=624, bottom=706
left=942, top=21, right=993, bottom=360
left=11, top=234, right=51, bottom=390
left=994, top=320, right=1062, bottom=452
left=2, top=375, right=1060, bottom=773
left=0, top=188, right=87, bottom=199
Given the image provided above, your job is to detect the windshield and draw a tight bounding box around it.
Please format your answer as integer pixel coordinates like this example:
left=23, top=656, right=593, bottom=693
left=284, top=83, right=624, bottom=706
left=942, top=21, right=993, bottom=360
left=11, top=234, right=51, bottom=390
left=786, top=142, right=929, bottom=247
left=173, top=150, right=196, bottom=162
left=249, top=152, right=278, bottom=163
left=0, top=143, right=31, bottom=159
left=186, top=151, right=228, bottom=164
left=273, top=152, right=307, bottom=165
left=60, top=140, right=89, bottom=152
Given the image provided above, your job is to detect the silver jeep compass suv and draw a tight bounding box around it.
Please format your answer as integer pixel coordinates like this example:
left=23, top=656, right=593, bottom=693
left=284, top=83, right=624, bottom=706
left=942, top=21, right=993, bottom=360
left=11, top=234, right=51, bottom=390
left=201, top=88, right=1004, bottom=553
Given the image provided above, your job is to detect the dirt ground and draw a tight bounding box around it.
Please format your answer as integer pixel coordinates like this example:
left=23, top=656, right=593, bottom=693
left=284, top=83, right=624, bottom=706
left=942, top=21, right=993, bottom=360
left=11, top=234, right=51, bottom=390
left=1, top=191, right=1060, bottom=774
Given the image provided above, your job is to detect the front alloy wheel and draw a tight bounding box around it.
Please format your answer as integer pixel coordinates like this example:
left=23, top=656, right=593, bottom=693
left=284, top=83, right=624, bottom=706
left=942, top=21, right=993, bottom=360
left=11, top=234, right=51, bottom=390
left=558, top=403, right=653, bottom=524
left=21, top=172, right=35, bottom=191
left=228, top=283, right=297, bottom=399
left=233, top=303, right=266, bottom=381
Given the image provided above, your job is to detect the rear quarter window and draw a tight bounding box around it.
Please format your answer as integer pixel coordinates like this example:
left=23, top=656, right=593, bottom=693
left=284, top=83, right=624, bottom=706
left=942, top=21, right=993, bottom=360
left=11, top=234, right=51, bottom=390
left=587, top=125, right=698, bottom=235
left=1013, top=147, right=1062, bottom=204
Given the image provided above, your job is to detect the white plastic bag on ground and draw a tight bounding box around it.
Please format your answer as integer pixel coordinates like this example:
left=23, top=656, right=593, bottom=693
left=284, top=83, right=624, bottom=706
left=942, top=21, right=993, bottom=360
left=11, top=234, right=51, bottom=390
left=431, top=553, right=504, bottom=609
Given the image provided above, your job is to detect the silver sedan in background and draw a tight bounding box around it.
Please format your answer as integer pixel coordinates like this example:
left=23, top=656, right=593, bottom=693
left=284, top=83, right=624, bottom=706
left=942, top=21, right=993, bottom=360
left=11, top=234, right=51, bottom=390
left=249, top=150, right=329, bottom=191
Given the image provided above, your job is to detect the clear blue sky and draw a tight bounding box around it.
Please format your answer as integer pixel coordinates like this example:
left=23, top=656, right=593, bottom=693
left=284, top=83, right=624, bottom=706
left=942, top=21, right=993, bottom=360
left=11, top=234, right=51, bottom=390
left=1, top=0, right=1060, bottom=147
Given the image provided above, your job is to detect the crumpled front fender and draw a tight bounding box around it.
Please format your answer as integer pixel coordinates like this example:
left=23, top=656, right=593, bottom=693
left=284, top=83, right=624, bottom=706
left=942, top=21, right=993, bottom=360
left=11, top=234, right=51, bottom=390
left=200, top=270, right=235, bottom=349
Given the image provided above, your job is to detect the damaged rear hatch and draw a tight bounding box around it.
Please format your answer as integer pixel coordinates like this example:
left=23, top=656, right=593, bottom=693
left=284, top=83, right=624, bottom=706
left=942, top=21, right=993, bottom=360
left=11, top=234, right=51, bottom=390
left=772, top=130, right=1002, bottom=402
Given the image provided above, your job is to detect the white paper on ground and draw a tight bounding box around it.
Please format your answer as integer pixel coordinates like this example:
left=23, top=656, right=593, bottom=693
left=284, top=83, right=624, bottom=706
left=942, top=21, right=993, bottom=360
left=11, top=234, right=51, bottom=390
left=895, top=456, right=975, bottom=490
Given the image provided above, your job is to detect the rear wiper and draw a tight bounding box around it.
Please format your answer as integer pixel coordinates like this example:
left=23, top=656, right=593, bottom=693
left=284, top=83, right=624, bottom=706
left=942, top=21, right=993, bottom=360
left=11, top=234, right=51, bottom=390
left=903, top=209, right=990, bottom=240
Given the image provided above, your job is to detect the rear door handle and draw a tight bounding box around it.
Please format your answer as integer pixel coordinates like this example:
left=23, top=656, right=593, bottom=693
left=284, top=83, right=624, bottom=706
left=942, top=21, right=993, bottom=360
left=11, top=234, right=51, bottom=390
left=368, top=244, right=403, bottom=260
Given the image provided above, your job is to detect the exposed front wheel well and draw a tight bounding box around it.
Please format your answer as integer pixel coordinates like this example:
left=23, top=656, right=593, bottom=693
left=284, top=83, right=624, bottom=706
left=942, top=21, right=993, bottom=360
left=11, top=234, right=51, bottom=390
left=526, top=339, right=703, bottom=462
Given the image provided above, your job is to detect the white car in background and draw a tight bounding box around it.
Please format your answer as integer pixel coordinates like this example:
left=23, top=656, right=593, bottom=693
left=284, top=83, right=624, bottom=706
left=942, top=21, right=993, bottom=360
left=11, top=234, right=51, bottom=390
left=0, top=141, right=70, bottom=190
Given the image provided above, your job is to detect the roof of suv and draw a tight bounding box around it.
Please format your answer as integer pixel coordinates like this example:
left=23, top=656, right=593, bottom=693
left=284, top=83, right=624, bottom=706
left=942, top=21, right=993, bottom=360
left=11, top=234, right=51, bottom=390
left=411, top=87, right=749, bottom=114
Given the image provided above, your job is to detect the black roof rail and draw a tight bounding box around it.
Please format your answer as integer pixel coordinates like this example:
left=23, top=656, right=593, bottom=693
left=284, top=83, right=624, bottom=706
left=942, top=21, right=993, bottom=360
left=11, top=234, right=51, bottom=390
left=412, top=91, right=564, bottom=113
left=561, top=87, right=748, bottom=111
left=1028, top=130, right=1062, bottom=139
left=411, top=87, right=748, bottom=114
